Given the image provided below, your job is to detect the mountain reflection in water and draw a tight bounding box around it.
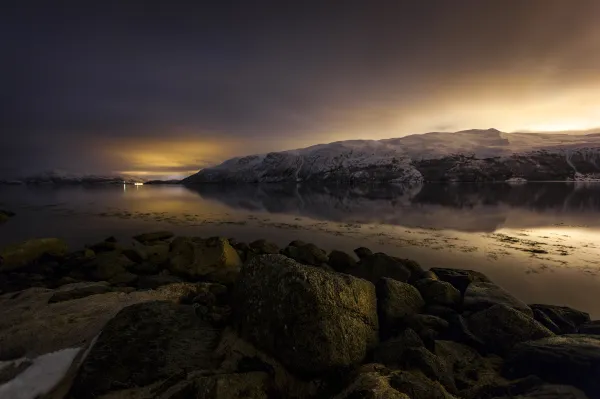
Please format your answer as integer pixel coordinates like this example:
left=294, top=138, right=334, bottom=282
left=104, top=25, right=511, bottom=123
left=186, top=182, right=600, bottom=232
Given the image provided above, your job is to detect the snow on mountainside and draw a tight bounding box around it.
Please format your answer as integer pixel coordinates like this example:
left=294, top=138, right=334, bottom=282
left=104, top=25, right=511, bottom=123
left=184, top=129, right=600, bottom=184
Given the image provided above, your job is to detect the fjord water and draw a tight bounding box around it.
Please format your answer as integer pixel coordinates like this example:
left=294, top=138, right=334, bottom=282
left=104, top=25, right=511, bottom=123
left=1, top=182, right=599, bottom=317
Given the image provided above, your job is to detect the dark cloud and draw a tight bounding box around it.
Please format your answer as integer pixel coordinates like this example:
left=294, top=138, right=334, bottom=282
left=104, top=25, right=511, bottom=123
left=2, top=1, right=600, bottom=178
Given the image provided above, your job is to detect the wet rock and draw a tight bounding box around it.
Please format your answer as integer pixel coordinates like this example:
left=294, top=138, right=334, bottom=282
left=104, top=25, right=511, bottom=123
left=530, top=304, right=590, bottom=335
left=133, top=230, right=174, bottom=244
left=349, top=253, right=412, bottom=284
left=168, top=237, right=242, bottom=284
left=249, top=239, right=280, bottom=254
left=354, top=247, right=373, bottom=259
left=48, top=281, right=113, bottom=303
left=0, top=238, right=68, bottom=272
left=463, top=281, right=532, bottom=316
left=578, top=320, right=600, bottom=334
left=415, top=278, right=461, bottom=308
left=429, top=267, right=491, bottom=294
left=372, top=328, right=424, bottom=366
left=468, top=304, right=554, bottom=354
left=69, top=301, right=220, bottom=397
left=504, top=334, right=600, bottom=398
left=376, top=278, right=425, bottom=336
left=328, top=250, right=357, bottom=272
left=281, top=243, right=329, bottom=266
left=234, top=254, right=378, bottom=374
left=136, top=274, right=183, bottom=289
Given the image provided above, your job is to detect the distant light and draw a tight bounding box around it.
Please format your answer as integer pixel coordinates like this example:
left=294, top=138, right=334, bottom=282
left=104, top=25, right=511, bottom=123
left=134, top=182, right=144, bottom=186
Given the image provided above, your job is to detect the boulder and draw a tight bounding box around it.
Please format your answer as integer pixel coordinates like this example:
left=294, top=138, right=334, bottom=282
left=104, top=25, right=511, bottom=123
left=434, top=340, right=504, bottom=397
left=578, top=320, right=600, bottom=334
left=249, top=239, right=280, bottom=254
left=463, top=281, right=532, bottom=316
left=376, top=278, right=425, bottom=336
left=348, top=253, right=412, bottom=284
left=281, top=243, right=328, bottom=266
left=168, top=237, right=242, bottom=284
left=414, top=278, right=461, bottom=308
left=402, top=347, right=457, bottom=394
left=392, top=257, right=425, bottom=281
left=0, top=238, right=68, bottom=272
left=423, top=305, right=458, bottom=320
left=404, top=314, right=449, bottom=349
left=234, top=254, right=378, bottom=374
left=333, top=370, right=411, bottom=399
left=328, top=250, right=357, bottom=272
left=372, top=328, right=424, bottom=366
left=530, top=304, right=590, bottom=334
left=429, top=267, right=491, bottom=294
left=87, top=252, right=135, bottom=281
left=288, top=239, right=308, bottom=247
left=133, top=230, right=174, bottom=244
left=69, top=301, right=220, bottom=397
left=468, top=304, right=554, bottom=354
left=388, top=369, right=458, bottom=399
left=354, top=247, right=373, bottom=259
left=122, top=247, right=147, bottom=263
left=504, top=334, right=600, bottom=398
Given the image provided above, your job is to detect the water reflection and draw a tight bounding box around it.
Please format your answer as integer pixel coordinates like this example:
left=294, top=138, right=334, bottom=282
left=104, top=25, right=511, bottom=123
left=187, top=182, right=600, bottom=232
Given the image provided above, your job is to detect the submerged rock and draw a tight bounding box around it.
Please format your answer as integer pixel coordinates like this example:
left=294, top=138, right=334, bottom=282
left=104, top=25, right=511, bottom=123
left=234, top=254, right=378, bottom=374
left=69, top=301, right=220, bottom=397
left=463, top=281, right=532, bottom=316
left=468, top=304, right=554, bottom=354
left=0, top=238, right=68, bottom=272
left=504, top=334, right=600, bottom=398
left=168, top=237, right=242, bottom=284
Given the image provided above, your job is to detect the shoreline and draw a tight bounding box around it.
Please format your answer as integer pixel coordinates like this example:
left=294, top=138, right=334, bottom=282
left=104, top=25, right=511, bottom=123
left=1, top=232, right=599, bottom=397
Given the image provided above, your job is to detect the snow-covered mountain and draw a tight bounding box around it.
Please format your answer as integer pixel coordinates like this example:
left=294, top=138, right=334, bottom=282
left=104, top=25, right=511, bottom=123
left=183, top=129, right=600, bottom=184
left=5, top=171, right=146, bottom=185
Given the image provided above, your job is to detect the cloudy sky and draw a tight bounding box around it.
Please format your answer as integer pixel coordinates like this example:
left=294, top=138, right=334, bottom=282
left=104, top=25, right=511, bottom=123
left=2, top=1, right=600, bottom=179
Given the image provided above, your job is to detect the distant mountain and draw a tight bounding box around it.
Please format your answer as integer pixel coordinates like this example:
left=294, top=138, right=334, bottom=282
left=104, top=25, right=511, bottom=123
left=183, top=129, right=600, bottom=184
left=3, top=171, right=145, bottom=185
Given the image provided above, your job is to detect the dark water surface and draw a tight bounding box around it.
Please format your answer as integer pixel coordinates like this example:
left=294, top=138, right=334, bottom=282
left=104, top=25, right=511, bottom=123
left=1, top=182, right=599, bottom=317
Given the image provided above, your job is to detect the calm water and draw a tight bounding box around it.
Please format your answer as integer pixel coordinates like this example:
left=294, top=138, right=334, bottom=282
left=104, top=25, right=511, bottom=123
left=1, top=182, right=599, bottom=317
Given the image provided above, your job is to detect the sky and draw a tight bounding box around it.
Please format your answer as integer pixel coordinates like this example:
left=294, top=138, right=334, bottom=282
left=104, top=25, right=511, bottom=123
left=2, top=1, right=600, bottom=179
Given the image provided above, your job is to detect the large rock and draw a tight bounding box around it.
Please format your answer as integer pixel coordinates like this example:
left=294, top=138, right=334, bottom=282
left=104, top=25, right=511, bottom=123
left=504, top=334, right=600, bottom=398
left=168, top=237, right=242, bottom=284
left=69, top=301, right=220, bottom=397
left=530, top=304, right=590, bottom=334
left=0, top=238, right=68, bottom=272
left=578, top=320, right=600, bottom=334
left=333, top=369, right=411, bottom=399
left=376, top=278, right=425, bottom=336
left=414, top=278, right=461, bottom=308
left=429, top=267, right=491, bottom=294
left=328, top=250, right=357, bottom=272
left=86, top=251, right=135, bottom=281
left=234, top=254, right=379, bottom=374
left=133, top=230, right=174, bottom=244
left=388, top=369, right=458, bottom=399
left=348, top=253, right=412, bottom=284
left=463, top=282, right=532, bottom=316
left=249, top=239, right=280, bottom=255
left=372, top=328, right=424, bottom=366
left=281, top=243, right=329, bottom=266
left=468, top=304, right=554, bottom=354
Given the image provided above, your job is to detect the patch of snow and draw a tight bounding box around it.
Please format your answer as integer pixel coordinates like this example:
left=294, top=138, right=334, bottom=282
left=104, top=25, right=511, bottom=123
left=0, top=347, right=81, bottom=399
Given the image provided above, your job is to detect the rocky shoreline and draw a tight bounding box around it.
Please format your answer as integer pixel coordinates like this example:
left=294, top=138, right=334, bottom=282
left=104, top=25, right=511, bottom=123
left=0, top=231, right=598, bottom=398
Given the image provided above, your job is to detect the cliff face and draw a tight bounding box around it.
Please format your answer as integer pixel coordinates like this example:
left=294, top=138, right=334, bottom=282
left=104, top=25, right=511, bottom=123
left=183, top=129, right=600, bottom=184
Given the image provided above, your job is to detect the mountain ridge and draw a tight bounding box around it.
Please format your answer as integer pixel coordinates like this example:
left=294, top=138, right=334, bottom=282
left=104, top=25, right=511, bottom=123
left=184, top=129, right=600, bottom=184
